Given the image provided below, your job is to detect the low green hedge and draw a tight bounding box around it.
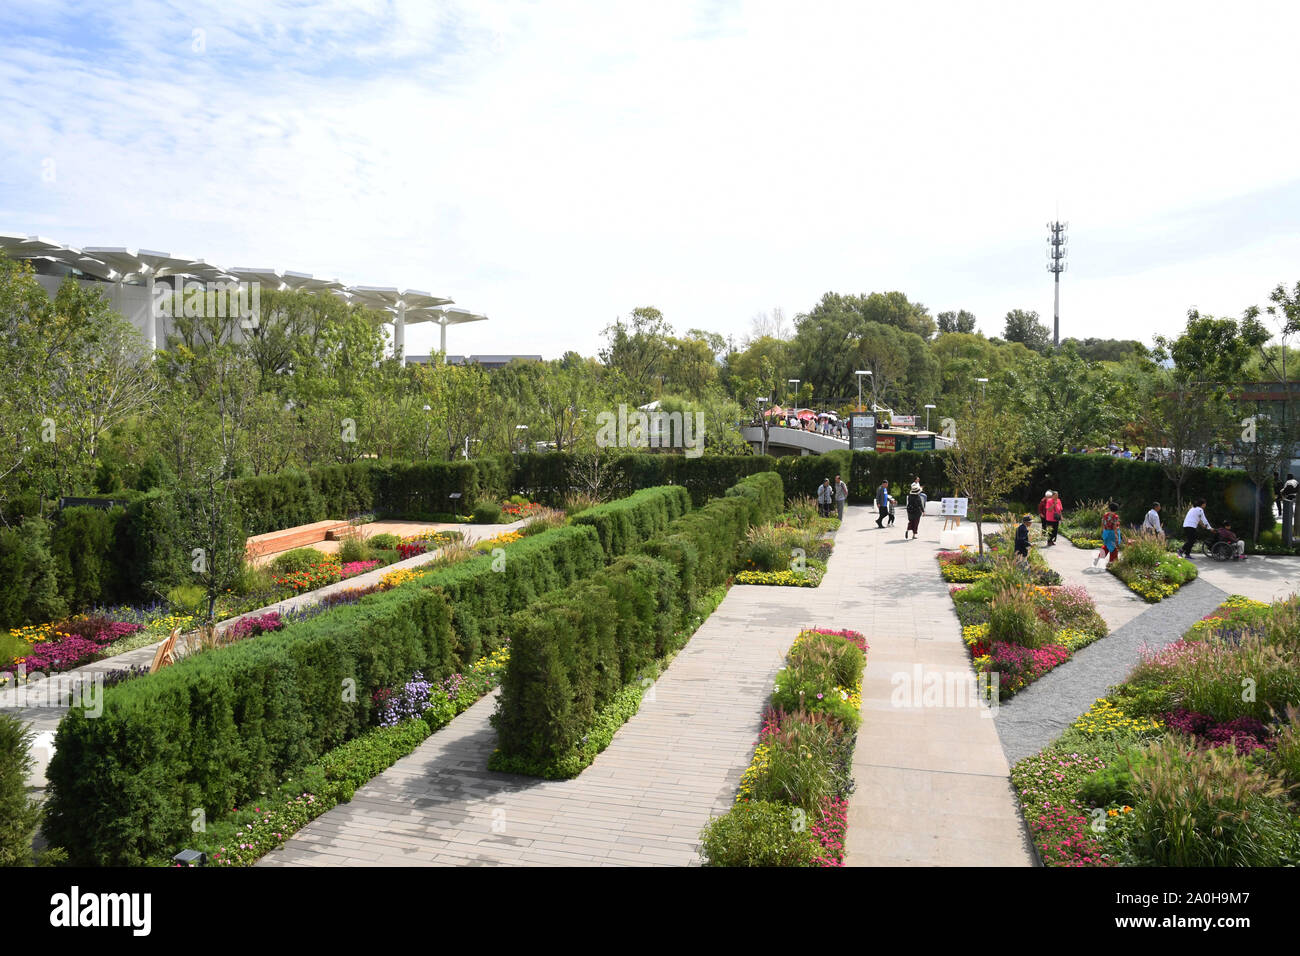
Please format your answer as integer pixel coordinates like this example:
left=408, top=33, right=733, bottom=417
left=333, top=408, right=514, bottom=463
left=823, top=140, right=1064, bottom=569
left=570, top=485, right=691, bottom=559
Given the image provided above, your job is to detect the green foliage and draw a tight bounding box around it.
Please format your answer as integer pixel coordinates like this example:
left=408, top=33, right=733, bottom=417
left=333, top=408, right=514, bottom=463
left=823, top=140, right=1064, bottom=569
left=270, top=547, right=331, bottom=575
left=166, top=583, right=205, bottom=616
left=366, top=533, right=400, bottom=550
left=337, top=535, right=367, bottom=565
left=988, top=587, right=1052, bottom=649
left=471, top=500, right=502, bottom=523
left=746, top=716, right=852, bottom=814
left=0, top=712, right=44, bottom=866
left=724, top=471, right=784, bottom=522
left=570, top=485, right=691, bottom=559
left=699, top=800, right=820, bottom=867
left=0, top=516, right=67, bottom=628
left=1128, top=735, right=1298, bottom=867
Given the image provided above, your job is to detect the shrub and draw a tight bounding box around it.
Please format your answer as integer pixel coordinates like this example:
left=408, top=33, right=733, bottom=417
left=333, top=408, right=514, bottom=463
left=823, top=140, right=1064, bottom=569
left=0, top=516, right=66, bottom=629
left=1128, top=735, right=1298, bottom=866
left=698, top=800, right=820, bottom=867
left=988, top=587, right=1053, bottom=649
left=0, top=712, right=43, bottom=866
left=366, top=533, right=400, bottom=550
left=472, top=501, right=502, bottom=524
left=270, top=547, right=332, bottom=575
left=745, top=715, right=853, bottom=813
left=50, top=505, right=124, bottom=610
left=337, top=535, right=367, bottom=565
left=740, top=524, right=789, bottom=573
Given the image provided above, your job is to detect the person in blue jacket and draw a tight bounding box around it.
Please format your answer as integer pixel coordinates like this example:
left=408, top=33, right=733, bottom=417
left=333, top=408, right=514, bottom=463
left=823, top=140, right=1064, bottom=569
left=875, top=480, right=890, bottom=528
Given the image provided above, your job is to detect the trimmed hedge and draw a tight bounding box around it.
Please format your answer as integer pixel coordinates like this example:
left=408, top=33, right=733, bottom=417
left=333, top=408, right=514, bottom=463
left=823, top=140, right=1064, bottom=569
left=725, top=471, right=784, bottom=524
left=490, top=471, right=783, bottom=777
left=41, top=521, right=604, bottom=866
left=1020, top=454, right=1274, bottom=533
left=512, top=452, right=778, bottom=507
left=775, top=450, right=852, bottom=503
left=571, top=485, right=691, bottom=559
left=50, top=505, right=124, bottom=611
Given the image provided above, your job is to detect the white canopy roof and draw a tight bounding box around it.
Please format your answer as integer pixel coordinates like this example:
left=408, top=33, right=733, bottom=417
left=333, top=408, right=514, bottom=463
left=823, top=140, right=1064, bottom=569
left=0, top=232, right=485, bottom=329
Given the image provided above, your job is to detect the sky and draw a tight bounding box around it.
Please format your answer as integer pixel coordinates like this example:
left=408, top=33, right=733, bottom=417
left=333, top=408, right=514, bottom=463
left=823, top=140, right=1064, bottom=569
left=2, top=0, right=1299, bottom=360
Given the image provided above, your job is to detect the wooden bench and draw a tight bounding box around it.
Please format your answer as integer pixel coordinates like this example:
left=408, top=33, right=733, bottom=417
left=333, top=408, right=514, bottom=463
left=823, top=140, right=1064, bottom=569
left=246, top=520, right=353, bottom=559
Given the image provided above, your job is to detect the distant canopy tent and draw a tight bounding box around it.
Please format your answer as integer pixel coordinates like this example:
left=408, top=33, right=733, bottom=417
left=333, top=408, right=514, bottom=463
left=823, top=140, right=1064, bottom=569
left=817, top=411, right=838, bottom=421
left=763, top=405, right=787, bottom=418
left=796, top=409, right=816, bottom=421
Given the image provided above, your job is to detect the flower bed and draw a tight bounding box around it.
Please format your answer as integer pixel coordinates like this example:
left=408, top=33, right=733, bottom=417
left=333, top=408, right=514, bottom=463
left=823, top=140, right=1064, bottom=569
left=943, top=552, right=1106, bottom=700
left=735, top=564, right=825, bottom=587
left=2, top=613, right=146, bottom=683
left=1107, top=545, right=1197, bottom=602
left=699, top=627, right=868, bottom=867
left=1011, top=594, right=1300, bottom=866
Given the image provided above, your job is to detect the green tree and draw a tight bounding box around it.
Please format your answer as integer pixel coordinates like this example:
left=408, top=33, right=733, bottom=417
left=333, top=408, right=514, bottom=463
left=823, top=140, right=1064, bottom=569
left=1003, top=309, right=1051, bottom=353
left=943, top=398, right=1031, bottom=554
left=937, top=310, right=977, bottom=334
left=599, top=306, right=673, bottom=404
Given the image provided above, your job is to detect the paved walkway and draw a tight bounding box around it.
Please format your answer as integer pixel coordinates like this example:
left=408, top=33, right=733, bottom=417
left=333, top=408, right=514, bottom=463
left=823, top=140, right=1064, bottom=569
left=1, top=520, right=526, bottom=788
left=260, top=585, right=810, bottom=866
left=816, top=513, right=1034, bottom=866
left=260, top=505, right=1035, bottom=867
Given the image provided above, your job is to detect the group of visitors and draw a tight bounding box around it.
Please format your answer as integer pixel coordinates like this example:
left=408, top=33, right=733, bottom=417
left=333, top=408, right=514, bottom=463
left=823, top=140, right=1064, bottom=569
left=1273, top=472, right=1299, bottom=518
left=872, top=478, right=927, bottom=539
left=817, top=475, right=848, bottom=519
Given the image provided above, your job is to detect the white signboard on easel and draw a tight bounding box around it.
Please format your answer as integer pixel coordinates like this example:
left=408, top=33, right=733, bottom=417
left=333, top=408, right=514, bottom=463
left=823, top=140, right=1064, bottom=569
left=940, top=498, right=968, bottom=518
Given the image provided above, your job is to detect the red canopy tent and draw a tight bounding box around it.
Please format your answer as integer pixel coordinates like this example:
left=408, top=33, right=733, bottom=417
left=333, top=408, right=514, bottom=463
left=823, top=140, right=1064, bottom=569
left=796, top=408, right=816, bottom=421
left=763, top=405, right=787, bottom=418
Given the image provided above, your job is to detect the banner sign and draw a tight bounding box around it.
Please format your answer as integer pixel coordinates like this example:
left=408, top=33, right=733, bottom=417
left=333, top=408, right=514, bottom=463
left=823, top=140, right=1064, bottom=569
left=891, top=415, right=917, bottom=427
left=876, top=435, right=897, bottom=453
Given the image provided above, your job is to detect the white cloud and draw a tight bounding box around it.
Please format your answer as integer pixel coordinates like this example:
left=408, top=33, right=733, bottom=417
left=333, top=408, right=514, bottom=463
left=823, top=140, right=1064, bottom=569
left=1, top=0, right=1299, bottom=359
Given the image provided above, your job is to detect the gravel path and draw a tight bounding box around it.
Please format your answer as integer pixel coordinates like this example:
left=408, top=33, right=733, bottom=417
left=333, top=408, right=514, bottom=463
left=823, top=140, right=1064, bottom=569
left=993, top=577, right=1229, bottom=765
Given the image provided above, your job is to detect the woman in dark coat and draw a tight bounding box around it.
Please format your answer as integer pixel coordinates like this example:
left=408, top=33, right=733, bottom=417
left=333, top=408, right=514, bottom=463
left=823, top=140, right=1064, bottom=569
left=904, top=482, right=925, bottom=540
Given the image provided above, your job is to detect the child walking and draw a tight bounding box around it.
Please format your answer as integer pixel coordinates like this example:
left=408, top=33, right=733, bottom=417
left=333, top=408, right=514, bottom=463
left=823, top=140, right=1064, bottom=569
left=1094, top=502, right=1122, bottom=566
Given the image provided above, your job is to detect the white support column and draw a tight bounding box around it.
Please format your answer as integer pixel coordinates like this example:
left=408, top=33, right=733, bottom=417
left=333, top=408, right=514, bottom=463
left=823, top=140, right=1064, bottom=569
left=395, top=303, right=406, bottom=365
left=439, top=316, right=448, bottom=355
left=145, top=272, right=158, bottom=353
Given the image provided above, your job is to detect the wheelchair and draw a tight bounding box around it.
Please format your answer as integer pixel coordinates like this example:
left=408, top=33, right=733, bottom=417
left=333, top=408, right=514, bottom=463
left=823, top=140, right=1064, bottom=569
left=1188, top=532, right=1236, bottom=562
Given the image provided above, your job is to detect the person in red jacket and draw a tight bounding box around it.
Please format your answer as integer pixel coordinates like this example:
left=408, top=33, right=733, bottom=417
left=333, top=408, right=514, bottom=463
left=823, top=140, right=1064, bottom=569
left=1038, top=490, right=1064, bottom=547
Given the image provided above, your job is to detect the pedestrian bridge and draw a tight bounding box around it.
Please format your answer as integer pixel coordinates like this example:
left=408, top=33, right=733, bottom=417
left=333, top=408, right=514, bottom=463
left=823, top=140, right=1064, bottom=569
left=740, top=425, right=851, bottom=455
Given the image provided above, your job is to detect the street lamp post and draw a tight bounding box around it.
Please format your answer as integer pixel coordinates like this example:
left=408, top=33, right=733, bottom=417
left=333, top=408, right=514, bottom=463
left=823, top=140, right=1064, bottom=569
left=924, top=403, right=936, bottom=431
left=787, top=379, right=800, bottom=409
left=855, top=370, right=872, bottom=410
left=975, top=377, right=989, bottom=401
left=756, top=396, right=770, bottom=455
left=515, top=423, right=529, bottom=455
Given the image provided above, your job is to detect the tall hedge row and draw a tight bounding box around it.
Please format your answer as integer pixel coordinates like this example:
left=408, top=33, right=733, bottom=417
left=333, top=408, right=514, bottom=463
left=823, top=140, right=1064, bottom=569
left=42, top=485, right=692, bottom=864
left=512, top=452, right=778, bottom=507
left=490, top=471, right=782, bottom=774
left=1018, top=454, right=1274, bottom=532
left=570, top=485, right=691, bottom=559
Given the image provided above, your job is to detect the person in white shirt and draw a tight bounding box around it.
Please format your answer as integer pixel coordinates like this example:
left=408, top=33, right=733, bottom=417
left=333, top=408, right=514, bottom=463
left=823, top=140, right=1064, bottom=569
left=1178, top=499, right=1210, bottom=558
left=1142, top=502, right=1163, bottom=537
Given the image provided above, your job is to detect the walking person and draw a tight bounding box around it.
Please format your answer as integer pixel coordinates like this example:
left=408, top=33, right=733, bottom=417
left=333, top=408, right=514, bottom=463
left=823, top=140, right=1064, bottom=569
left=887, top=492, right=897, bottom=526
left=1274, top=471, right=1283, bottom=518
left=1040, top=490, right=1063, bottom=546
left=834, top=474, right=848, bottom=520
left=1094, top=501, right=1122, bottom=566
left=1014, top=513, right=1033, bottom=562
left=1142, top=501, right=1164, bottom=538
left=904, top=482, right=925, bottom=539
left=1178, top=499, right=1211, bottom=558
left=817, top=479, right=833, bottom=518
left=875, top=480, right=890, bottom=528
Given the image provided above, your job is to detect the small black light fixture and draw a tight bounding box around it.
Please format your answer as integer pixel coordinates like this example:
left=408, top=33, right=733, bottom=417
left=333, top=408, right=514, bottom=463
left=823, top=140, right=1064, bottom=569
left=173, top=849, right=207, bottom=867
